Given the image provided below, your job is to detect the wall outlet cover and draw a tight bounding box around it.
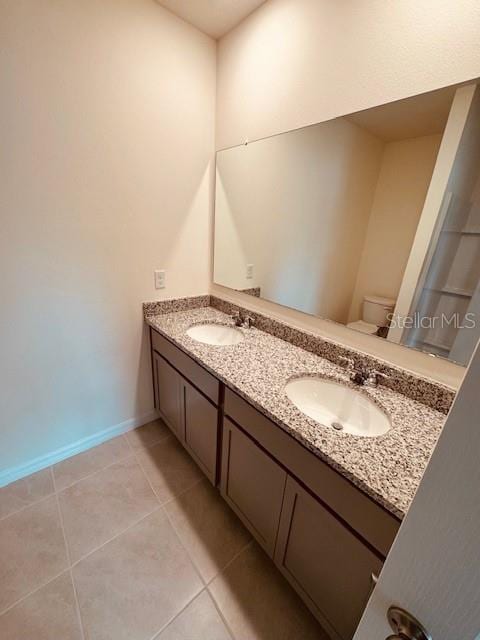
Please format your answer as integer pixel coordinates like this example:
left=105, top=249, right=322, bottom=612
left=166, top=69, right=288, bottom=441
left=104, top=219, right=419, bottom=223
left=154, top=270, right=166, bottom=289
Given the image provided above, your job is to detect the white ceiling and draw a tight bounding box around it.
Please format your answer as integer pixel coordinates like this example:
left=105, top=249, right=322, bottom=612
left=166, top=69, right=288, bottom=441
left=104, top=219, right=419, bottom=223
left=155, top=0, right=267, bottom=39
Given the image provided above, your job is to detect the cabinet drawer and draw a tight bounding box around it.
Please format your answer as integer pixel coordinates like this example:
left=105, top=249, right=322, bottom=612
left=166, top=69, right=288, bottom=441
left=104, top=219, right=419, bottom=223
left=221, top=418, right=287, bottom=556
left=224, top=388, right=399, bottom=557
left=151, top=329, right=219, bottom=405
left=275, top=476, right=382, bottom=640
left=184, top=380, right=219, bottom=484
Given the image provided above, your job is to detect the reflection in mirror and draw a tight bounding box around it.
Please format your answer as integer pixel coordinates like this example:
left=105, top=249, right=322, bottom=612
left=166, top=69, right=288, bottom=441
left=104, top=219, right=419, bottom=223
left=214, top=82, right=480, bottom=366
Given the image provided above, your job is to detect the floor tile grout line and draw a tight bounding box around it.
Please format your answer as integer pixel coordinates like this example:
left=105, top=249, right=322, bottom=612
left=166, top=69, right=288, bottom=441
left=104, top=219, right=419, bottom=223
left=63, top=453, right=205, bottom=640
left=53, top=487, right=72, bottom=567
left=130, top=439, right=205, bottom=508
left=161, top=475, right=206, bottom=506
left=145, top=587, right=208, bottom=640
left=130, top=446, right=164, bottom=508
left=0, top=424, right=243, bottom=634
left=53, top=423, right=169, bottom=493
left=132, top=443, right=215, bottom=588
left=1, top=447, right=146, bottom=522
left=53, top=483, right=87, bottom=640
left=0, top=567, right=68, bottom=618
left=0, top=441, right=202, bottom=524
left=0, top=426, right=168, bottom=521
left=50, top=466, right=56, bottom=493
left=205, top=588, right=237, bottom=640
left=53, top=436, right=164, bottom=570
left=162, top=503, right=209, bottom=588
left=65, top=433, right=220, bottom=639
left=0, top=426, right=191, bottom=617
left=205, top=539, right=254, bottom=588
left=69, top=568, right=86, bottom=640
left=52, top=435, right=133, bottom=493
left=0, top=486, right=56, bottom=522
left=132, top=438, right=253, bottom=588
left=69, top=504, right=164, bottom=569
left=0, top=472, right=67, bottom=617
left=162, top=476, right=253, bottom=630
left=55, top=430, right=170, bottom=495
left=204, top=539, right=249, bottom=640
left=127, top=432, right=172, bottom=456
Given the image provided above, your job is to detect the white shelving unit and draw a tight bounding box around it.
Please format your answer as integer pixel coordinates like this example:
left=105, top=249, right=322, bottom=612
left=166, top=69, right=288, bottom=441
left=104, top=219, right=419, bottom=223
left=406, top=190, right=480, bottom=363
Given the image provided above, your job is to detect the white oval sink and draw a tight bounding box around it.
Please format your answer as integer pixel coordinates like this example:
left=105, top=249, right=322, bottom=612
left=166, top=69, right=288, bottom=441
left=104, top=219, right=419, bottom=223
left=186, top=323, right=244, bottom=346
left=285, top=377, right=391, bottom=437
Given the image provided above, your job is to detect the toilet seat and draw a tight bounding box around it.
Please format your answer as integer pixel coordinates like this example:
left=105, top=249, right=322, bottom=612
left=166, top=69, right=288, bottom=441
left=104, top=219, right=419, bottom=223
left=346, top=320, right=378, bottom=335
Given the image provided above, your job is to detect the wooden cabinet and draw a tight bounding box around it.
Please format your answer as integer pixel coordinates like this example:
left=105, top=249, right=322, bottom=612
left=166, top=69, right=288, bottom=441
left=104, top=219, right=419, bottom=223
left=275, top=477, right=382, bottom=640
left=154, top=352, right=183, bottom=440
left=224, top=388, right=399, bottom=558
left=221, top=418, right=287, bottom=556
left=151, top=329, right=219, bottom=404
left=183, top=380, right=219, bottom=484
left=151, top=332, right=220, bottom=484
left=150, top=328, right=399, bottom=638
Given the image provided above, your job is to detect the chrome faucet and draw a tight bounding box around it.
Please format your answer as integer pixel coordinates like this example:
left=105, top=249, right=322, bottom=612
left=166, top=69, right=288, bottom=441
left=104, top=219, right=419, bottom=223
left=339, top=357, right=390, bottom=387
left=365, top=369, right=390, bottom=388
left=231, top=311, right=254, bottom=328
left=339, top=357, right=367, bottom=385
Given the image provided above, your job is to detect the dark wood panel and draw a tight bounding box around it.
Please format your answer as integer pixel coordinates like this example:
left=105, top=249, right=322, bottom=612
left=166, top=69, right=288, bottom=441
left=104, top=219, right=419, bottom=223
left=156, top=355, right=184, bottom=441
left=221, top=418, right=287, bottom=557
left=184, top=380, right=219, bottom=484
left=275, top=477, right=382, bottom=640
left=224, top=388, right=399, bottom=557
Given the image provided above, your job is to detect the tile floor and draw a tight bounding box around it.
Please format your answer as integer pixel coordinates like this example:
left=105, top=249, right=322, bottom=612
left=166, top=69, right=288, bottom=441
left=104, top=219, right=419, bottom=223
left=0, top=419, right=329, bottom=640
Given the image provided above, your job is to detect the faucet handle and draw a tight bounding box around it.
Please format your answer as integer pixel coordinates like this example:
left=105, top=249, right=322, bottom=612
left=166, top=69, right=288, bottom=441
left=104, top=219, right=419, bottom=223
left=339, top=356, right=355, bottom=371
left=243, top=315, right=254, bottom=328
left=231, top=312, right=242, bottom=326
left=367, top=370, right=390, bottom=387
left=339, top=357, right=369, bottom=385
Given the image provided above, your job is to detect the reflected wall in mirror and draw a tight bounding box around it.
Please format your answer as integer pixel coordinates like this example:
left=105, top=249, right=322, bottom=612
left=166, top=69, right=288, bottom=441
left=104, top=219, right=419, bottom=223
left=214, top=82, right=480, bottom=366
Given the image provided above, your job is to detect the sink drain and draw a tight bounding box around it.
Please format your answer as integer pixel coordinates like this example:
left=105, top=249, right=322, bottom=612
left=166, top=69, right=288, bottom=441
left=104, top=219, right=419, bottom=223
left=331, top=422, right=344, bottom=431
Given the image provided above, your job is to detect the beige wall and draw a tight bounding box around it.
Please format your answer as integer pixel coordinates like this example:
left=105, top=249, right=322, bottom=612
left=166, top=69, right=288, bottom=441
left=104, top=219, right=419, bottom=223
left=348, top=134, right=442, bottom=322
left=214, top=0, right=480, bottom=387
left=216, top=0, right=480, bottom=150
left=0, top=0, right=215, bottom=477
left=214, top=117, right=383, bottom=322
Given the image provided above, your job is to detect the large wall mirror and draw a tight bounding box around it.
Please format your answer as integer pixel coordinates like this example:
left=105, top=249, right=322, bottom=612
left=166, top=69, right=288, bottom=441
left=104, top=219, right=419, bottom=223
left=214, top=82, right=480, bottom=366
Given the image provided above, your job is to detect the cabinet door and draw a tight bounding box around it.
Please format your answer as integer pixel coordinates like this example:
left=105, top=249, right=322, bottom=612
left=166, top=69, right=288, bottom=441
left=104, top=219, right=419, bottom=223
left=183, top=380, right=218, bottom=484
left=152, top=351, right=161, bottom=411
left=274, top=476, right=382, bottom=640
left=221, top=418, right=287, bottom=556
left=156, top=355, right=184, bottom=441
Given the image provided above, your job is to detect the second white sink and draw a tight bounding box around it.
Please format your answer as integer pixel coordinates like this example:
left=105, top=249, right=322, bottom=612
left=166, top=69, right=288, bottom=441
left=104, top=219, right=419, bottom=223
left=186, top=323, right=244, bottom=346
left=285, top=376, right=391, bottom=437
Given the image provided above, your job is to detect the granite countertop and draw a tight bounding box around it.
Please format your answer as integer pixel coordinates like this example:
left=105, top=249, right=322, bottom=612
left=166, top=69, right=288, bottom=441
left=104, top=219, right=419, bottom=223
left=146, top=306, right=446, bottom=520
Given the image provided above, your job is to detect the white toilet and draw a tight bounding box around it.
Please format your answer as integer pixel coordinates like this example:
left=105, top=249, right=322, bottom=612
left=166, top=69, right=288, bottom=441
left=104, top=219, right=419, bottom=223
left=347, top=295, right=396, bottom=335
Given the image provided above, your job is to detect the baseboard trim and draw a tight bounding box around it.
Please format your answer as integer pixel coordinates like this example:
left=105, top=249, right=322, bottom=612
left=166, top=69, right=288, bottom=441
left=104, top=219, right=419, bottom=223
left=0, top=409, right=159, bottom=488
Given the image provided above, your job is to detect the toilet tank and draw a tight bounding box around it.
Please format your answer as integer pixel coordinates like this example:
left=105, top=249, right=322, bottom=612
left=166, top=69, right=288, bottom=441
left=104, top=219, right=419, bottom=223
left=363, top=295, right=396, bottom=326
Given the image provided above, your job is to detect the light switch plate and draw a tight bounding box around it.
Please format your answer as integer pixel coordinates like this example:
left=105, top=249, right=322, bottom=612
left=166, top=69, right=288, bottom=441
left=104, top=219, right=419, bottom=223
left=246, top=264, right=254, bottom=279
left=154, top=270, right=166, bottom=289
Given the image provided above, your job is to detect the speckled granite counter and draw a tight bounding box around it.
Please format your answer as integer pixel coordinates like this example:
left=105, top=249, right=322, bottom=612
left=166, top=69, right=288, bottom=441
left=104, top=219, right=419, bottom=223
left=146, top=306, right=446, bottom=520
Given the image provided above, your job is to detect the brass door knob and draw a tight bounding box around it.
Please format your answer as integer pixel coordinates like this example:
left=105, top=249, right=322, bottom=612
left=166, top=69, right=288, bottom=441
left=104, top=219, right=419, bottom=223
left=386, top=606, right=432, bottom=640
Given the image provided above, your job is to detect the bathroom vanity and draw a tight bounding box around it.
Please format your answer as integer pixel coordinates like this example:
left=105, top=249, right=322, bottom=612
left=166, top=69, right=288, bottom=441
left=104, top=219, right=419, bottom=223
left=145, top=299, right=449, bottom=640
